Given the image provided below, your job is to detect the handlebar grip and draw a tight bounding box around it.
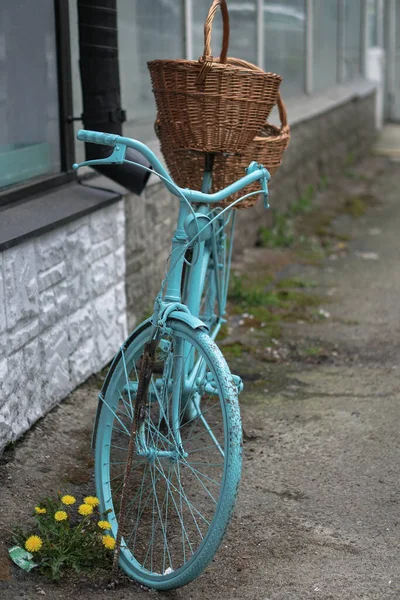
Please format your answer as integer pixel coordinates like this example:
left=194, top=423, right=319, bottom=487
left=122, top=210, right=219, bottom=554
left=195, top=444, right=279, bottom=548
left=77, top=129, right=119, bottom=147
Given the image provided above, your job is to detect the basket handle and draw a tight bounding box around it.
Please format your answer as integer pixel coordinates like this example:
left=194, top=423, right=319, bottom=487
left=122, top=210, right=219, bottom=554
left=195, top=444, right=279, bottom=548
left=221, top=56, right=288, bottom=129
left=276, top=93, right=287, bottom=128
left=197, top=0, right=230, bottom=84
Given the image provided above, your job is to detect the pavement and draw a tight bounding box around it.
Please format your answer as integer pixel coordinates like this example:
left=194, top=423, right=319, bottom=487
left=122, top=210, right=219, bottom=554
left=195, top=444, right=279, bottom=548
left=0, top=132, right=400, bottom=599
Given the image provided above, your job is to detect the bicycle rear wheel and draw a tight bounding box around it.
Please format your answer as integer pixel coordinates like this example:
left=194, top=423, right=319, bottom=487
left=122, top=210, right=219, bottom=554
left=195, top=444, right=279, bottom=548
left=95, top=319, right=242, bottom=589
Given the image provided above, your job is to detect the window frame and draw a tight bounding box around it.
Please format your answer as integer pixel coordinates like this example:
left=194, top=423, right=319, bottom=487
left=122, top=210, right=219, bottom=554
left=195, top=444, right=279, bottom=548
left=0, top=0, right=76, bottom=208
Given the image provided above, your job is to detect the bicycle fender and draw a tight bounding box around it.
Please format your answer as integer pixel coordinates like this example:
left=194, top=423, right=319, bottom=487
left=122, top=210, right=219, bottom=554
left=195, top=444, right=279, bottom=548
left=168, top=310, right=208, bottom=331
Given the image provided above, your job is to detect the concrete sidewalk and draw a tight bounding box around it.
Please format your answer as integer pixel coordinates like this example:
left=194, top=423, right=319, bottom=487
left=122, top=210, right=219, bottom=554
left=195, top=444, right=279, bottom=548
left=1, top=150, right=400, bottom=599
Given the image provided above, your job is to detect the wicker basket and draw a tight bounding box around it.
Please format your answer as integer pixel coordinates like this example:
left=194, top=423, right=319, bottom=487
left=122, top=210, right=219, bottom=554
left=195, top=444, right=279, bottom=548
left=148, top=0, right=282, bottom=154
left=156, top=91, right=290, bottom=210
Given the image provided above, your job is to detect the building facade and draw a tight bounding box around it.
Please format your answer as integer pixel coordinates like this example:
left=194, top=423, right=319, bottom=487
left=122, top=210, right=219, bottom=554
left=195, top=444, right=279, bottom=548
left=0, top=0, right=395, bottom=450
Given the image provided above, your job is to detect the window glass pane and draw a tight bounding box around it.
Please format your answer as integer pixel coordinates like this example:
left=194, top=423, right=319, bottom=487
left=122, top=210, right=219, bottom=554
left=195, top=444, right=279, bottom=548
left=69, top=0, right=84, bottom=164
left=367, top=0, right=378, bottom=47
left=343, top=0, right=362, bottom=81
left=118, top=0, right=185, bottom=141
left=264, top=1, right=306, bottom=97
left=313, top=0, right=338, bottom=91
left=0, top=0, right=60, bottom=189
left=193, top=1, right=257, bottom=66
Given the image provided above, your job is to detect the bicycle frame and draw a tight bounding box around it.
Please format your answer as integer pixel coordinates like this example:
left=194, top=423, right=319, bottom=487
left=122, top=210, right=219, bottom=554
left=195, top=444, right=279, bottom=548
left=74, top=129, right=269, bottom=330
left=76, top=129, right=268, bottom=443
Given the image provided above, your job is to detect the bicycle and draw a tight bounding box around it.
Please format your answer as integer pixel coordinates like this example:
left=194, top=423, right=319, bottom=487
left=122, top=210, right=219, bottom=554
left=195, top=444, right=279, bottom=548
left=73, top=129, right=271, bottom=590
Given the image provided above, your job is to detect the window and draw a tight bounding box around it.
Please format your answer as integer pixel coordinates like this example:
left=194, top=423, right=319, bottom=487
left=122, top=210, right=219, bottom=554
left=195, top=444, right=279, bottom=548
left=343, top=0, right=362, bottom=82
left=367, top=0, right=379, bottom=47
left=193, top=0, right=257, bottom=66
left=313, top=0, right=338, bottom=92
left=118, top=0, right=185, bottom=142
left=0, top=0, right=61, bottom=190
left=264, top=1, right=306, bottom=97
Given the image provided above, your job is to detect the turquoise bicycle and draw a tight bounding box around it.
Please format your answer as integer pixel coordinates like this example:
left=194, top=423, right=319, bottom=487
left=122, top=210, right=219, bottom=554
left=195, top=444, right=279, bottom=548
left=74, top=130, right=270, bottom=590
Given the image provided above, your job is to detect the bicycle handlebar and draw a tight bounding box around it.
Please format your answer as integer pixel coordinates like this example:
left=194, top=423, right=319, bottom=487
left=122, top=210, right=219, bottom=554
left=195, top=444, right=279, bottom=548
left=77, top=130, right=119, bottom=147
left=75, top=129, right=270, bottom=207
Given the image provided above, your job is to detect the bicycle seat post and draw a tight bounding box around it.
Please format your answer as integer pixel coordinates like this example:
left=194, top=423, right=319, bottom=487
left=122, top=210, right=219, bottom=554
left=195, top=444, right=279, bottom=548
left=201, top=153, right=216, bottom=196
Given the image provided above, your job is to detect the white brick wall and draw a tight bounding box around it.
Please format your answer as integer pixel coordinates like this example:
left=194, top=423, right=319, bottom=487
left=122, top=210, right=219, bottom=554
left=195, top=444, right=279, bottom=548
left=0, top=201, right=127, bottom=450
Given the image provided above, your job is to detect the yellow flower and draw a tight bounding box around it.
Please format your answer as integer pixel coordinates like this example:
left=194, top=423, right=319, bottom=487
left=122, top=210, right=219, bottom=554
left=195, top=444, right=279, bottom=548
left=25, top=535, right=43, bottom=553
left=83, top=496, right=100, bottom=507
left=34, top=507, right=46, bottom=515
left=54, top=510, right=68, bottom=522
left=61, top=495, right=76, bottom=506
left=78, top=503, right=93, bottom=516
left=97, top=521, right=112, bottom=530
left=102, top=535, right=116, bottom=550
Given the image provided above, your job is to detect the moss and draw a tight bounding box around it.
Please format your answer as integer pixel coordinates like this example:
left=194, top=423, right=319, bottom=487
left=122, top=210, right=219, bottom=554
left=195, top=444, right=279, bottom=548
left=259, top=211, right=294, bottom=248
left=318, top=175, right=329, bottom=190
left=344, top=150, right=355, bottom=168
left=228, top=274, right=276, bottom=307
left=276, top=277, right=316, bottom=289
left=289, top=185, right=315, bottom=215
left=222, top=342, right=246, bottom=358
left=295, top=245, right=325, bottom=266
left=276, top=290, right=323, bottom=307
left=343, top=195, right=367, bottom=218
left=228, top=267, right=328, bottom=330
left=303, top=346, right=324, bottom=357
left=216, top=322, right=229, bottom=341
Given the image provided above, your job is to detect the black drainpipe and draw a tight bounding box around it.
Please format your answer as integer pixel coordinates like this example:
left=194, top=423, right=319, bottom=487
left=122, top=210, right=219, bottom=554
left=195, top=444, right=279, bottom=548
left=77, top=0, right=151, bottom=195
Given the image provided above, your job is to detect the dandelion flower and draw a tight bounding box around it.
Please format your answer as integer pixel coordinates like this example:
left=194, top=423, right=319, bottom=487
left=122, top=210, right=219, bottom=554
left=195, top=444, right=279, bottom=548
left=83, top=496, right=99, bottom=507
left=97, top=521, right=112, bottom=530
left=25, top=535, right=43, bottom=553
left=34, top=507, right=46, bottom=515
left=78, top=503, right=93, bottom=516
left=54, top=510, right=68, bottom=522
left=61, top=495, right=76, bottom=505
left=102, top=535, right=116, bottom=550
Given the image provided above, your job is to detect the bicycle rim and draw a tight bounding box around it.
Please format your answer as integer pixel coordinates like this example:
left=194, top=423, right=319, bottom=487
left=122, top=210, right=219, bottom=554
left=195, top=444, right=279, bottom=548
left=95, top=320, right=242, bottom=589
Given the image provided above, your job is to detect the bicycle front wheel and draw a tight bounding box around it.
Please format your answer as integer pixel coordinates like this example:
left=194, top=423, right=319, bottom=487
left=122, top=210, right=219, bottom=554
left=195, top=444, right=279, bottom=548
left=95, top=320, right=242, bottom=590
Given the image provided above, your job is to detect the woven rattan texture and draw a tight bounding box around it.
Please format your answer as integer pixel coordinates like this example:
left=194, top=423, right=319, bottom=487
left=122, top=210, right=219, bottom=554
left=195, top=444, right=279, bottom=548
left=155, top=93, right=290, bottom=209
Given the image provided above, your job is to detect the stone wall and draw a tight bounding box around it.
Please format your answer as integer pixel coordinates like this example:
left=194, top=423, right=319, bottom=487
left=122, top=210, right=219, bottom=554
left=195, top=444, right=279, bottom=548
left=0, top=202, right=127, bottom=450
left=125, top=183, right=178, bottom=331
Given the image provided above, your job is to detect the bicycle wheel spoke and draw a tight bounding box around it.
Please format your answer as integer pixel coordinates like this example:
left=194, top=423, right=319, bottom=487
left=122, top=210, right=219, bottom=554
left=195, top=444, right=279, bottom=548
left=174, top=461, right=204, bottom=542
left=152, top=461, right=210, bottom=527
left=179, top=459, right=222, bottom=488
left=117, top=387, right=133, bottom=421
left=99, top=394, right=130, bottom=436
left=156, top=457, right=195, bottom=554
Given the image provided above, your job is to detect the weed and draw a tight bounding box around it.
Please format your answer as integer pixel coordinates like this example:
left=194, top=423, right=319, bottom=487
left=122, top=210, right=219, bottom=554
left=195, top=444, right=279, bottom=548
left=276, top=277, right=317, bottom=289
left=228, top=274, right=277, bottom=306
left=259, top=210, right=294, bottom=248
left=11, top=494, right=113, bottom=581
left=318, top=175, right=329, bottom=191
left=216, top=322, right=229, bottom=341
left=222, top=342, right=245, bottom=358
left=303, top=346, right=324, bottom=357
left=344, top=151, right=355, bottom=168
left=259, top=185, right=316, bottom=250
left=343, top=195, right=367, bottom=218
left=290, top=185, right=315, bottom=216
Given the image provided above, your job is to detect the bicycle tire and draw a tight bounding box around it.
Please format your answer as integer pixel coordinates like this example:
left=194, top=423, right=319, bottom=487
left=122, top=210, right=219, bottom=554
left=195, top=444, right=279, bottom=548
left=95, top=319, right=242, bottom=589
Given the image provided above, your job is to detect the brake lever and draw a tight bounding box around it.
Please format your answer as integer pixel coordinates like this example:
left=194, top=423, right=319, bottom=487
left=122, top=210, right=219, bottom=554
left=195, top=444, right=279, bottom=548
left=73, top=143, right=127, bottom=171
left=261, top=173, right=270, bottom=209
left=245, top=161, right=271, bottom=209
